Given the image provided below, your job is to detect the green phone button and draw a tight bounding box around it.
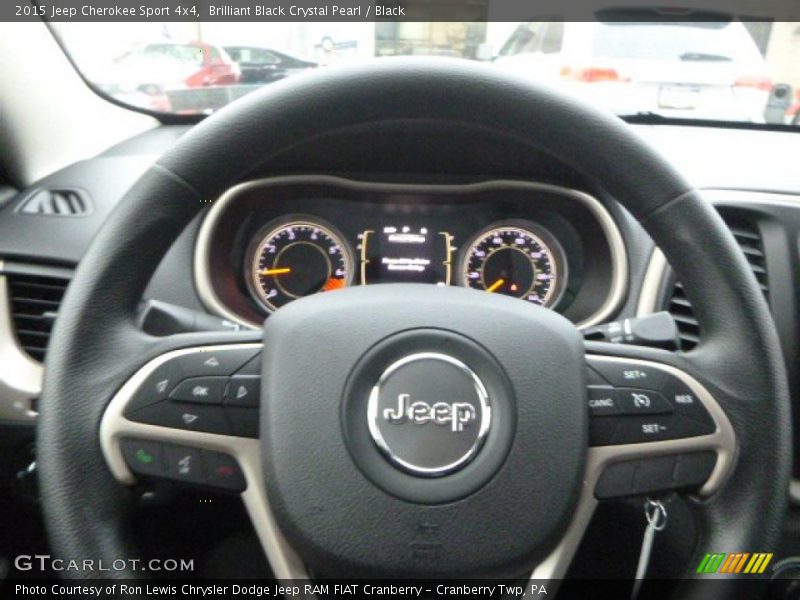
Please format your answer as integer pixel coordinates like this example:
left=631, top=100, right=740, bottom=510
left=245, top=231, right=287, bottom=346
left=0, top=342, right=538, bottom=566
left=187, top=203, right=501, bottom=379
left=121, top=439, right=164, bottom=476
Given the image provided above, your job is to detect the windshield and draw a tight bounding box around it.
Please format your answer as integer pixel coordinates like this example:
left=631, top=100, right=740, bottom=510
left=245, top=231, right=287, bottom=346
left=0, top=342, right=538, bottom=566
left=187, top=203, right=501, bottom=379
left=52, top=21, right=800, bottom=125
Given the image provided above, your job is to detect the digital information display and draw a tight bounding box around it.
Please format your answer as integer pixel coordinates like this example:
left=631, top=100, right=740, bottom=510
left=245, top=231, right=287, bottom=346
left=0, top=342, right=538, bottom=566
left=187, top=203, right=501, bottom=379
left=359, top=226, right=453, bottom=285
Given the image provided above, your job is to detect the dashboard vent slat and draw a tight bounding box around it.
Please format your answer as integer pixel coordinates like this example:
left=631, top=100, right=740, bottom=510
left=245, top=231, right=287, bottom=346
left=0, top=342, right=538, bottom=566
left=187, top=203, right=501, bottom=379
left=7, top=273, right=70, bottom=362
left=17, top=188, right=91, bottom=217
left=663, top=215, right=768, bottom=351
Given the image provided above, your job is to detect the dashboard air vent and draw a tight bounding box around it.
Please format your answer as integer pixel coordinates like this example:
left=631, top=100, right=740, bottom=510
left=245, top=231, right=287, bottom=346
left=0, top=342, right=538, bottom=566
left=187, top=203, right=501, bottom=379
left=665, top=281, right=700, bottom=350
left=17, top=188, right=91, bottom=216
left=665, top=216, right=768, bottom=351
left=7, top=273, right=70, bottom=362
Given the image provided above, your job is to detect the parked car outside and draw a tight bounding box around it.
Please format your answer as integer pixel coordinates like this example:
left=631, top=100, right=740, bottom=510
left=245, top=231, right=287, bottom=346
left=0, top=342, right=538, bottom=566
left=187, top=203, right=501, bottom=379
left=224, top=46, right=317, bottom=84
left=95, top=41, right=241, bottom=112
left=493, top=21, right=771, bottom=123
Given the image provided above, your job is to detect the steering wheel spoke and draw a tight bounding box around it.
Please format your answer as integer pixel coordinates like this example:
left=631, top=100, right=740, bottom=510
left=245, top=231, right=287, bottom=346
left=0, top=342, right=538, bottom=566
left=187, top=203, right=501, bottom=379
left=99, top=340, right=307, bottom=576
left=99, top=339, right=311, bottom=579
left=101, top=341, right=262, bottom=477
left=529, top=345, right=737, bottom=584
left=583, top=342, right=736, bottom=494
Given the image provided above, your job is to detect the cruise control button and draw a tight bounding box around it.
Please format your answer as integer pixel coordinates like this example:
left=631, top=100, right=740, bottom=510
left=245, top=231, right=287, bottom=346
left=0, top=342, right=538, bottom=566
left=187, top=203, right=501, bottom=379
left=204, top=451, right=247, bottom=492
left=225, top=407, right=259, bottom=438
left=587, top=386, right=620, bottom=416
left=225, top=376, right=260, bottom=408
left=587, top=359, right=665, bottom=390
left=127, top=400, right=231, bottom=435
left=174, top=348, right=260, bottom=378
left=121, top=439, right=165, bottom=477
left=169, top=376, right=227, bottom=404
left=165, top=445, right=205, bottom=485
left=614, top=414, right=714, bottom=444
left=660, top=377, right=715, bottom=428
left=617, top=388, right=673, bottom=416
left=125, top=361, right=185, bottom=415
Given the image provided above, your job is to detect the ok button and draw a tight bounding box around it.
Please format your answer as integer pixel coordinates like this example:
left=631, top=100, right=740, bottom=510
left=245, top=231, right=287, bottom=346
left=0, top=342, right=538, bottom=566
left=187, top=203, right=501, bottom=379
left=169, top=376, right=227, bottom=404
left=617, top=388, right=673, bottom=415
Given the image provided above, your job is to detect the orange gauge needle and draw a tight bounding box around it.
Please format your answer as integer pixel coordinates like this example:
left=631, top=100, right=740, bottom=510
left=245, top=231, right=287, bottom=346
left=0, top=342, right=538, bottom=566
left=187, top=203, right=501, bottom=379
left=486, top=278, right=505, bottom=293
left=261, top=267, right=291, bottom=276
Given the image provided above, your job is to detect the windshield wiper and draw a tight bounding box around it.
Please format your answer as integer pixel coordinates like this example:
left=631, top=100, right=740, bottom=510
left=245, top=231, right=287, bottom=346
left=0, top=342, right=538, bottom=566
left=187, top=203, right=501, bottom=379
left=679, top=52, right=732, bottom=62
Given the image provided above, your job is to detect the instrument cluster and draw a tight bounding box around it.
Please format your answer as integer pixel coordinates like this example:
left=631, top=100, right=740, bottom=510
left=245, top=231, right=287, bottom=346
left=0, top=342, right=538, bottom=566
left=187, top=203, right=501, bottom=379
left=247, top=216, right=567, bottom=313
left=195, top=177, right=626, bottom=329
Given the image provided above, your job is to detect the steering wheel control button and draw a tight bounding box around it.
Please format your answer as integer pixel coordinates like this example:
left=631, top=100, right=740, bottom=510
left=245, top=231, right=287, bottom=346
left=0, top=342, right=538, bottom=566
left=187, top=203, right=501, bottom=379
left=165, top=445, right=206, bottom=485
left=616, top=388, right=673, bottom=415
left=367, top=353, right=491, bottom=477
left=631, top=456, right=676, bottom=495
left=673, top=452, right=717, bottom=489
left=120, top=438, right=247, bottom=492
left=660, top=377, right=714, bottom=427
left=594, top=461, right=636, bottom=498
left=225, top=376, right=260, bottom=408
left=124, top=361, right=185, bottom=415
left=595, top=452, right=718, bottom=499
left=595, top=457, right=686, bottom=498
left=587, top=359, right=666, bottom=390
left=121, top=439, right=165, bottom=477
left=225, top=407, right=260, bottom=438
left=587, top=386, right=620, bottom=416
left=174, top=347, right=260, bottom=378
left=205, top=452, right=247, bottom=491
left=613, top=414, right=713, bottom=444
left=586, top=359, right=719, bottom=446
left=127, top=400, right=231, bottom=435
left=169, top=376, right=227, bottom=404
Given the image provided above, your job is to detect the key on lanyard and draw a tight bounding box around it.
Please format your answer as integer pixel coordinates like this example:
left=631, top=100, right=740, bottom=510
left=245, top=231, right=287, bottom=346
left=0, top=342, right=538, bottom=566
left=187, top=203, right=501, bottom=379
left=631, top=498, right=668, bottom=600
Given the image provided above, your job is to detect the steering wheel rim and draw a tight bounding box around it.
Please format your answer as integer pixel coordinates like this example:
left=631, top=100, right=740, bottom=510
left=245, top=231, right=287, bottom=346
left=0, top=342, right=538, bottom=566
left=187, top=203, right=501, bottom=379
left=37, top=58, right=790, bottom=594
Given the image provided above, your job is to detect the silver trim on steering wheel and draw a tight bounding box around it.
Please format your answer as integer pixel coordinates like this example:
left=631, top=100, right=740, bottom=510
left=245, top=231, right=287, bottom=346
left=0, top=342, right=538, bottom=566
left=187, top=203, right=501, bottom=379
left=530, top=355, right=736, bottom=585
left=99, top=343, right=308, bottom=580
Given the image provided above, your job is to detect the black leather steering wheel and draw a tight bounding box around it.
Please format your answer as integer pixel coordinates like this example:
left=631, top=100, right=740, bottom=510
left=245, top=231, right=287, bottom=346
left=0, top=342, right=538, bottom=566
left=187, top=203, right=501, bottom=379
left=37, top=58, right=791, bottom=597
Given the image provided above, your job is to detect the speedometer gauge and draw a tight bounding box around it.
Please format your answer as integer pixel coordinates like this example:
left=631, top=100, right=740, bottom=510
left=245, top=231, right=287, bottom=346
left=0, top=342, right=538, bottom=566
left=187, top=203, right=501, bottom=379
left=247, top=217, right=353, bottom=312
left=460, top=222, right=566, bottom=307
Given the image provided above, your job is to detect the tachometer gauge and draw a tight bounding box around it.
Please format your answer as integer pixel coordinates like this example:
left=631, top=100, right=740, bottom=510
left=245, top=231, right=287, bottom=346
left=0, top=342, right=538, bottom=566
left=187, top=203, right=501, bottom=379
left=247, top=218, right=353, bottom=312
left=460, top=222, right=566, bottom=307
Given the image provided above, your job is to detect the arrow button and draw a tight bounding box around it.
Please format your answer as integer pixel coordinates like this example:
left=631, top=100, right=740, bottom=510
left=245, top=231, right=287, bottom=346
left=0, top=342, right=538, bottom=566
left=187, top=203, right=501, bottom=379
left=225, top=375, right=260, bottom=408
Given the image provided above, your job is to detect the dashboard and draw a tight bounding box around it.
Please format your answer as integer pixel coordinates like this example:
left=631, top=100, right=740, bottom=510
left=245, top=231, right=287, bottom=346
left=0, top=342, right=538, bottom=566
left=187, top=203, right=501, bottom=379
left=0, top=124, right=798, bottom=500
left=1, top=121, right=799, bottom=578
left=194, top=177, right=627, bottom=330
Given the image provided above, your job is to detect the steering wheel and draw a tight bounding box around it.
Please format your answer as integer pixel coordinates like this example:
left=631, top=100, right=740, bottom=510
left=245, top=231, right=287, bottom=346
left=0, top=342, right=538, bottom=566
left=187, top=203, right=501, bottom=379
left=37, top=58, right=790, bottom=596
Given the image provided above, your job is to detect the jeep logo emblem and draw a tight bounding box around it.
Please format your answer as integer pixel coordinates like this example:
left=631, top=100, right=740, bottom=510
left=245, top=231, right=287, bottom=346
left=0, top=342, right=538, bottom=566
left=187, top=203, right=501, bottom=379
left=383, top=394, right=477, bottom=432
left=367, top=353, right=491, bottom=477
